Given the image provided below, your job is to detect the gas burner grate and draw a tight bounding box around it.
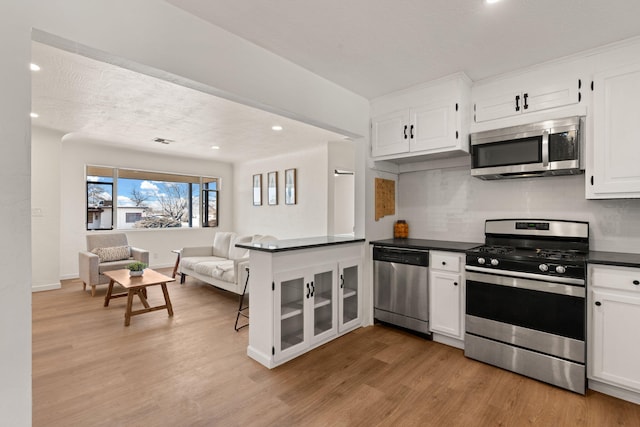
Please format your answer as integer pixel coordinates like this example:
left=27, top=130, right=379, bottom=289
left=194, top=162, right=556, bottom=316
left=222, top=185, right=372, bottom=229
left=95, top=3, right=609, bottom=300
left=473, top=245, right=516, bottom=255
left=535, top=249, right=586, bottom=261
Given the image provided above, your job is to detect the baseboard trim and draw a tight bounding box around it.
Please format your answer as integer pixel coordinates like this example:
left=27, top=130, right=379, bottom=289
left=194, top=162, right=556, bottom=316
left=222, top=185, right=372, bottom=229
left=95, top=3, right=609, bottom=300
left=589, top=379, right=640, bottom=405
left=32, top=282, right=61, bottom=292
left=433, top=333, right=464, bottom=350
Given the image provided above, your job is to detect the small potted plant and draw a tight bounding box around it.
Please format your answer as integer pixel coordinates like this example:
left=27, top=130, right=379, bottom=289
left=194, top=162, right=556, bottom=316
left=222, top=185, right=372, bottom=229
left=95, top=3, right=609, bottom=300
left=126, top=261, right=147, bottom=277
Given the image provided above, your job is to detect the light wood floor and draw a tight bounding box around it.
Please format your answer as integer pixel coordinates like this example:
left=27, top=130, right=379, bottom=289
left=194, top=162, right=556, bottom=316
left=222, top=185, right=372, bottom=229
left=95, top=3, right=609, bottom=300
left=33, top=269, right=640, bottom=426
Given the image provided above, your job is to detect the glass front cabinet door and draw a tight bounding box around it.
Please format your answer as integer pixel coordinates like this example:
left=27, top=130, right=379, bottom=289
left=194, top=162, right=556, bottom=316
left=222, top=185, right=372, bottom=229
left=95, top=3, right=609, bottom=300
left=339, top=258, right=362, bottom=332
left=274, top=263, right=337, bottom=361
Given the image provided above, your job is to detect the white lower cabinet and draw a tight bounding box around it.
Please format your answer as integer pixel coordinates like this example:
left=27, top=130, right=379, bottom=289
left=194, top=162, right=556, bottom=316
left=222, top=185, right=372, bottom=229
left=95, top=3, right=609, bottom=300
left=338, top=257, right=362, bottom=333
left=589, top=264, right=640, bottom=401
left=429, top=251, right=465, bottom=346
left=247, top=243, right=363, bottom=368
left=274, top=263, right=337, bottom=362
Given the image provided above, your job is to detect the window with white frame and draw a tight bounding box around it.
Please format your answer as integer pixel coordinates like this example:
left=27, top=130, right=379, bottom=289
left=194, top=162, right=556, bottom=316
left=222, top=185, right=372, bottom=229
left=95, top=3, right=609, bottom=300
left=86, top=166, right=219, bottom=230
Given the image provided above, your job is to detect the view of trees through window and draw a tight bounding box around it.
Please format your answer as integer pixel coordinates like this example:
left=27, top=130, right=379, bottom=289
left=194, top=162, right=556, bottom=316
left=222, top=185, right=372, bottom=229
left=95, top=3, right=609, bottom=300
left=86, top=166, right=218, bottom=230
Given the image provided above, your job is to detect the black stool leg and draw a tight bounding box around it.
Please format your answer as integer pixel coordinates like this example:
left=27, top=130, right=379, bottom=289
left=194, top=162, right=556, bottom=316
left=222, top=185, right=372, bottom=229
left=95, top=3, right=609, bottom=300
left=234, top=267, right=250, bottom=331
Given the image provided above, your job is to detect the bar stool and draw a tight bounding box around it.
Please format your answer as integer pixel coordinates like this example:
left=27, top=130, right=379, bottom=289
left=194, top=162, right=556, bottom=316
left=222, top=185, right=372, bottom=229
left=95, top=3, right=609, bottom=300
left=234, top=267, right=250, bottom=331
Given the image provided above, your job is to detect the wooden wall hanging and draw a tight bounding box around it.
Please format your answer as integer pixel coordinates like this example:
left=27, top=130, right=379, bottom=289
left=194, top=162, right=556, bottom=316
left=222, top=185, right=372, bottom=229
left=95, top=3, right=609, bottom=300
left=375, top=177, right=395, bottom=221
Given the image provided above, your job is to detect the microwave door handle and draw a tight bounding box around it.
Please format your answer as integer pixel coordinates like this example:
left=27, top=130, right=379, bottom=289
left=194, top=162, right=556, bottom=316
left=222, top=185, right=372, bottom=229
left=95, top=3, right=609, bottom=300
left=542, top=130, right=549, bottom=167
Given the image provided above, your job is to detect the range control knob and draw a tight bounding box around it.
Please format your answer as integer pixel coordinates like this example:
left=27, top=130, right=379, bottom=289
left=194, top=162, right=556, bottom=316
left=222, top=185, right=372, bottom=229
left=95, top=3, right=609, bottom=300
left=477, top=257, right=486, bottom=265
left=555, top=265, right=567, bottom=274
left=490, top=258, right=499, bottom=266
left=539, top=264, right=549, bottom=272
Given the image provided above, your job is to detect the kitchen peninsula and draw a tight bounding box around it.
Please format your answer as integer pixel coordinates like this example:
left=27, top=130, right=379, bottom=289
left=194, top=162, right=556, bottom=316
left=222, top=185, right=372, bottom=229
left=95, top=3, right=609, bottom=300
left=236, top=236, right=365, bottom=368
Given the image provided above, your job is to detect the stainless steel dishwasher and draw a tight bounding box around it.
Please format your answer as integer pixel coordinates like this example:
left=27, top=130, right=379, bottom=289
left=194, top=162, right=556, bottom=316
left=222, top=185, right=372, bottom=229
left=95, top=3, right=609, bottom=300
left=373, top=246, right=429, bottom=334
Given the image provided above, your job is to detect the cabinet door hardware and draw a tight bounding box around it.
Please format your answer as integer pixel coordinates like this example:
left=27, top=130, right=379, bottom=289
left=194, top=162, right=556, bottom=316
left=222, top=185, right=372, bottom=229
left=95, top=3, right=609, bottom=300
left=578, top=79, right=582, bottom=89
left=633, top=280, right=639, bottom=285
left=515, top=95, right=521, bottom=112
left=455, top=103, right=459, bottom=112
left=340, top=274, right=344, bottom=288
left=272, top=281, right=275, bottom=291
left=595, top=301, right=602, bottom=306
left=591, top=81, right=594, bottom=91
left=456, top=130, right=459, bottom=139
left=454, top=282, right=458, bottom=286
left=523, top=93, right=529, bottom=110
left=310, top=281, right=315, bottom=297
left=591, top=176, right=594, bottom=186
left=306, top=283, right=310, bottom=298
left=403, top=125, right=408, bottom=139
left=410, top=124, right=414, bottom=139
left=578, top=92, right=582, bottom=103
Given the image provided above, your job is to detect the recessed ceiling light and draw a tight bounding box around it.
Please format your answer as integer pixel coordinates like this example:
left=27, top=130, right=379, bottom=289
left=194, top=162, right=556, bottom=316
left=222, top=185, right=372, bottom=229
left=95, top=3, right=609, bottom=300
left=30, top=63, right=41, bottom=71
left=210, top=146, right=220, bottom=150
left=485, top=0, right=501, bottom=4
left=272, top=125, right=283, bottom=131
left=30, top=112, right=39, bottom=118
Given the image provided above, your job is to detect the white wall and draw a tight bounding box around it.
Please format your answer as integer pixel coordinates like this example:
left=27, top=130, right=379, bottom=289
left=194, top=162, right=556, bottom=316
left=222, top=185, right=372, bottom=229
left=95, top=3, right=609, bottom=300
left=58, top=135, right=234, bottom=278
left=398, top=167, right=640, bottom=252
left=0, top=5, right=32, bottom=423
left=327, top=141, right=356, bottom=235
left=32, top=127, right=64, bottom=291
left=234, top=144, right=329, bottom=239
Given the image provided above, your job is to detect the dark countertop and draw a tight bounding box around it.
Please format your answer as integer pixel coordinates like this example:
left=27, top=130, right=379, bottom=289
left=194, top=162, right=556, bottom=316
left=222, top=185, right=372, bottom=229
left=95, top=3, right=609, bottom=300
left=588, top=250, right=640, bottom=268
left=369, top=238, right=482, bottom=253
left=236, top=235, right=365, bottom=253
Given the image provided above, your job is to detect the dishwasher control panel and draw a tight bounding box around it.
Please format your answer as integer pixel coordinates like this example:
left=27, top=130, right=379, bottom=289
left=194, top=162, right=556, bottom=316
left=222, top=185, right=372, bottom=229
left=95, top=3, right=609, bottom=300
left=373, top=246, right=429, bottom=267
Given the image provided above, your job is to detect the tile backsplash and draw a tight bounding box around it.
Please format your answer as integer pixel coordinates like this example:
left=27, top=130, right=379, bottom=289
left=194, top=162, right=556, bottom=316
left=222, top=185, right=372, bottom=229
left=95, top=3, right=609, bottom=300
left=398, top=167, right=640, bottom=253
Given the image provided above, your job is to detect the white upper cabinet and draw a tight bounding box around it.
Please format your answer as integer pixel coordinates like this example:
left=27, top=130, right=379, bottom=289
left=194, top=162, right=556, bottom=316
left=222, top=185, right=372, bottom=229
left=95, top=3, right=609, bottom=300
left=472, top=60, right=585, bottom=125
left=370, top=72, right=471, bottom=162
left=587, top=62, right=640, bottom=198
left=371, top=110, right=410, bottom=157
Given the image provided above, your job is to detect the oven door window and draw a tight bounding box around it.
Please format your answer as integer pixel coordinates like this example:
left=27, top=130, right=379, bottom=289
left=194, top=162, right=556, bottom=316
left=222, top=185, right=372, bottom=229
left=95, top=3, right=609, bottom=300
left=472, top=136, right=542, bottom=169
left=548, top=130, right=578, bottom=162
left=466, top=280, right=584, bottom=340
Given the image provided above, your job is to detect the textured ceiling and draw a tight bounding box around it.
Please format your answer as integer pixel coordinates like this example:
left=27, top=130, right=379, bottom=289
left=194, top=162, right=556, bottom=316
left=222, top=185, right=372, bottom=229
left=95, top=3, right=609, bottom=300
left=30, top=42, right=347, bottom=163
left=167, top=0, right=640, bottom=99
left=32, top=1, right=640, bottom=162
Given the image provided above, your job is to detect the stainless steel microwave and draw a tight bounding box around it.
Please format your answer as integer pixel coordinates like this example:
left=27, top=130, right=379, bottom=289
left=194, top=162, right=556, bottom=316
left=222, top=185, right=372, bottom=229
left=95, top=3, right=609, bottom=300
left=469, top=116, right=584, bottom=180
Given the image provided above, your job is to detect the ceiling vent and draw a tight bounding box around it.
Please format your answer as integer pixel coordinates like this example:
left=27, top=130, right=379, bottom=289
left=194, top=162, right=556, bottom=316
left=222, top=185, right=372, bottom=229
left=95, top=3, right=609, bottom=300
left=153, top=137, right=174, bottom=145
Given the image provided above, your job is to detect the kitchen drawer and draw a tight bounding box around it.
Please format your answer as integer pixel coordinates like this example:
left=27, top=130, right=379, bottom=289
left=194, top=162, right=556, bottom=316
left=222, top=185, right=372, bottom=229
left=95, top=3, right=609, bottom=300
left=589, top=264, right=640, bottom=292
left=430, top=251, right=461, bottom=273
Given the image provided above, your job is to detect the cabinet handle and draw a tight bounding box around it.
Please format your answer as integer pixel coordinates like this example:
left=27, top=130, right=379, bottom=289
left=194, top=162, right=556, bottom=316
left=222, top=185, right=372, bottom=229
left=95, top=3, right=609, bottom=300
left=595, top=301, right=602, bottom=306
left=340, top=274, right=344, bottom=288
left=515, top=95, right=520, bottom=112
left=454, top=282, right=458, bottom=286
left=410, top=124, right=414, bottom=139
left=633, top=280, right=639, bottom=285
left=306, top=283, right=310, bottom=298
left=523, top=93, right=529, bottom=110
left=404, top=125, right=408, bottom=139
left=311, top=281, right=315, bottom=297
left=442, top=261, right=446, bottom=266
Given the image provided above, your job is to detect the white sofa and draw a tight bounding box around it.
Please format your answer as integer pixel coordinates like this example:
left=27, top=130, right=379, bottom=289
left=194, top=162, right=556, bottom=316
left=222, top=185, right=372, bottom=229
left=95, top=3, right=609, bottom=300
left=178, top=232, right=276, bottom=295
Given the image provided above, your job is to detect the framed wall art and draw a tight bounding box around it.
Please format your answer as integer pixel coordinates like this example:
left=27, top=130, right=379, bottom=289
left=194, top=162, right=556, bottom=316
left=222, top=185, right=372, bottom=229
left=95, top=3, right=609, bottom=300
left=252, top=174, right=262, bottom=206
left=285, top=168, right=297, bottom=205
left=267, top=171, right=278, bottom=205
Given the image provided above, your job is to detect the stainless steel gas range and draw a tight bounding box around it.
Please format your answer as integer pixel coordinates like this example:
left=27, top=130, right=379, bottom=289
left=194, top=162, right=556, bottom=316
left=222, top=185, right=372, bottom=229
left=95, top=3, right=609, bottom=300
left=464, top=219, right=588, bottom=394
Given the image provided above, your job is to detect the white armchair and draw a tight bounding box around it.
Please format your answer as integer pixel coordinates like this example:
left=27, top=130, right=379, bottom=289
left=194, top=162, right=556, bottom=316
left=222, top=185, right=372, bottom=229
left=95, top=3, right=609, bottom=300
left=78, top=233, right=149, bottom=296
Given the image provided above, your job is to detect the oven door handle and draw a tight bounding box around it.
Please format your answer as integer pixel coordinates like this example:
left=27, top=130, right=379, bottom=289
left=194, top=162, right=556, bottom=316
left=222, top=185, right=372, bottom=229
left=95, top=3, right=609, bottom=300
left=466, top=270, right=585, bottom=297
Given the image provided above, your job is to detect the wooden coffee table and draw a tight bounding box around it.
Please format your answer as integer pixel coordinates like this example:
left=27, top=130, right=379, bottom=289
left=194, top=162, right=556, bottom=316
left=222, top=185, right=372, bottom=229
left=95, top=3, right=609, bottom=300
left=103, top=269, right=175, bottom=326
